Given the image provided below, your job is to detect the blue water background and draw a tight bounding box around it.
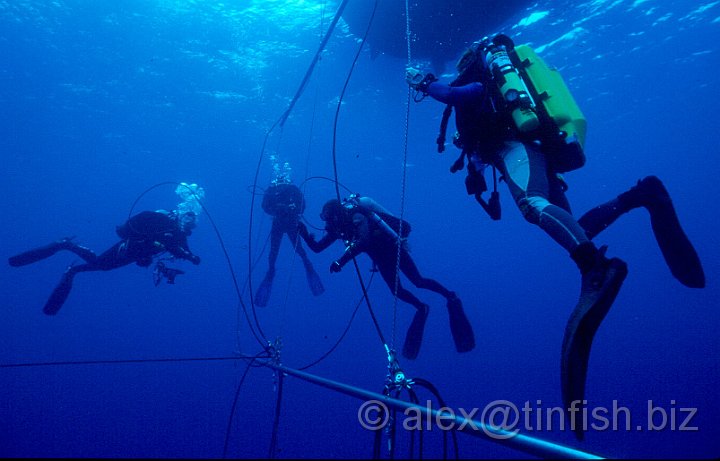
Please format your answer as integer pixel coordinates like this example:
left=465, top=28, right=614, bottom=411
left=1, top=0, right=718, bottom=458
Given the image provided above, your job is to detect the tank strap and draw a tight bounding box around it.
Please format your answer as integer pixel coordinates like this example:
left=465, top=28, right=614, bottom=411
left=436, top=104, right=453, bottom=153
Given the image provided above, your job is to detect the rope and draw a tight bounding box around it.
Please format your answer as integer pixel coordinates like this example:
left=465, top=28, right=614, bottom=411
left=126, top=182, right=267, bottom=349
left=0, top=355, right=246, bottom=369
left=390, top=0, right=415, bottom=351
left=268, top=370, right=285, bottom=458
left=247, top=0, right=351, bottom=352
left=298, top=271, right=375, bottom=371
left=248, top=128, right=280, bottom=345
left=223, top=351, right=271, bottom=458
left=276, top=1, right=327, bottom=340
left=278, top=0, right=350, bottom=127
left=329, top=0, right=388, bottom=351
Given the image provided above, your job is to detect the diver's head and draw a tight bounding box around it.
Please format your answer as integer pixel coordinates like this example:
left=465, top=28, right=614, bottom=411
left=320, top=199, right=346, bottom=231
left=456, top=38, right=487, bottom=75
left=457, top=34, right=515, bottom=76
left=169, top=210, right=197, bottom=234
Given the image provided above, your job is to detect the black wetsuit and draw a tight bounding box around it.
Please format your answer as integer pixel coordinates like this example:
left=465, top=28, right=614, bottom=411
left=299, top=196, right=455, bottom=310
left=300, top=196, right=475, bottom=359
left=77, top=210, right=198, bottom=272
left=9, top=210, right=199, bottom=315
left=261, top=183, right=311, bottom=274
left=255, top=183, right=323, bottom=306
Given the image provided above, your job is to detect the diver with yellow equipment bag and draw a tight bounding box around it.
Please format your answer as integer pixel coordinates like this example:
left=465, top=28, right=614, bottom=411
left=406, top=33, right=705, bottom=441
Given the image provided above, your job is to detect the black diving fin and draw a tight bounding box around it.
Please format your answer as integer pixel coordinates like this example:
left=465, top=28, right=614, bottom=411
left=447, top=296, right=475, bottom=353
left=254, top=272, right=274, bottom=307
left=642, top=178, right=705, bottom=288
left=561, top=256, right=627, bottom=441
left=9, top=237, right=96, bottom=267
left=402, top=304, right=429, bottom=360
left=9, top=240, right=67, bottom=267
left=43, top=269, right=75, bottom=316
left=305, top=267, right=325, bottom=296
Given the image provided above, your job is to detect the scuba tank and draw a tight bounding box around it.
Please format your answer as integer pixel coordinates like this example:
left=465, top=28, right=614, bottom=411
left=341, top=194, right=409, bottom=240
left=481, top=36, right=540, bottom=133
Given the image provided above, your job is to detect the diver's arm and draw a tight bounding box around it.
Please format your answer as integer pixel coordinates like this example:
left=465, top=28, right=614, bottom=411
left=298, top=222, right=337, bottom=253
left=165, top=234, right=201, bottom=265
left=427, top=82, right=485, bottom=106
left=331, top=240, right=362, bottom=272
left=330, top=213, right=369, bottom=272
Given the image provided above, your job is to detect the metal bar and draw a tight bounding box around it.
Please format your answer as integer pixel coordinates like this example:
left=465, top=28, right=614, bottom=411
left=268, top=362, right=604, bottom=460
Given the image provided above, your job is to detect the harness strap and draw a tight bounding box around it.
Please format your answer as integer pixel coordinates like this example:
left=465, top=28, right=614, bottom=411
left=436, top=104, right=453, bottom=153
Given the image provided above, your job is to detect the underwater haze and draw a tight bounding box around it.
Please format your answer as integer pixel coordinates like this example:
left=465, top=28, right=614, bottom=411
left=1, top=0, right=719, bottom=459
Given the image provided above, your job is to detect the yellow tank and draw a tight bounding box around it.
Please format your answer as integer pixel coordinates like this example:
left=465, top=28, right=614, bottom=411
left=514, top=45, right=587, bottom=148
left=502, top=70, right=540, bottom=132
left=484, top=47, right=540, bottom=133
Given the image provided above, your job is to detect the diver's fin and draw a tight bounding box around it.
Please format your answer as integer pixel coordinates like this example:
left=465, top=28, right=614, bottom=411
left=9, top=241, right=65, bottom=267
left=447, top=296, right=475, bottom=353
left=305, top=267, right=325, bottom=296
left=43, top=270, right=75, bottom=316
left=402, top=304, right=429, bottom=360
left=561, top=257, right=628, bottom=441
left=643, top=179, right=705, bottom=288
left=254, top=273, right=274, bottom=307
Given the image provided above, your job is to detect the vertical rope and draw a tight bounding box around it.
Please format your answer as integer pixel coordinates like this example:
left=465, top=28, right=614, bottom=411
left=280, top=0, right=326, bottom=336
left=330, top=0, right=389, bottom=350
left=390, top=0, right=414, bottom=350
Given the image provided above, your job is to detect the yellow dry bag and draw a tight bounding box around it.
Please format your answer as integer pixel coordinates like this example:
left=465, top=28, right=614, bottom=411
left=512, top=43, right=587, bottom=172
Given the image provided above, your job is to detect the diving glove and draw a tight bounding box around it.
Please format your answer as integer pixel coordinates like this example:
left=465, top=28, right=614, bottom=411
left=406, top=68, right=437, bottom=94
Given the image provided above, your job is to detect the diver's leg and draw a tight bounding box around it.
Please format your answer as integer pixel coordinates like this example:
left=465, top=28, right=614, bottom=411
left=42, top=260, right=100, bottom=316
left=287, top=227, right=324, bottom=296
left=497, top=142, right=590, bottom=252
left=398, top=247, right=454, bottom=299
left=377, top=258, right=429, bottom=360
left=577, top=177, right=674, bottom=239
left=43, top=242, right=139, bottom=316
left=255, top=221, right=282, bottom=307
left=578, top=176, right=704, bottom=288
left=376, top=255, right=425, bottom=309
left=497, top=141, right=627, bottom=440
left=577, top=198, right=625, bottom=240
left=59, top=239, right=97, bottom=262
left=398, top=248, right=475, bottom=353
left=548, top=172, right=572, bottom=214
left=89, top=242, right=135, bottom=271
left=266, top=220, right=283, bottom=274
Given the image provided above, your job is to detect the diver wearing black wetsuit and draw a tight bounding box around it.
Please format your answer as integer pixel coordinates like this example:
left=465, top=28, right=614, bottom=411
left=9, top=210, right=201, bottom=315
left=298, top=195, right=475, bottom=360
left=254, top=182, right=325, bottom=307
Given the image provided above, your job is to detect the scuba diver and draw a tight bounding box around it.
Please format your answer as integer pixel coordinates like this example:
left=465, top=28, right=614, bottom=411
left=254, top=158, right=324, bottom=307
left=255, top=180, right=325, bottom=307
left=9, top=209, right=201, bottom=315
left=406, top=34, right=705, bottom=438
left=297, top=194, right=475, bottom=360
left=9, top=183, right=205, bottom=315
